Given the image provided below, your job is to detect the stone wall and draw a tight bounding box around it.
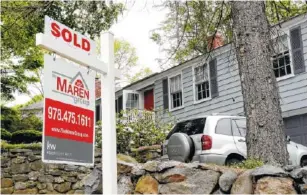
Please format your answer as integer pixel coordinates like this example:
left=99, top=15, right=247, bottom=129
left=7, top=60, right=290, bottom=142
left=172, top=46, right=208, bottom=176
left=2, top=148, right=307, bottom=194
left=1, top=149, right=102, bottom=194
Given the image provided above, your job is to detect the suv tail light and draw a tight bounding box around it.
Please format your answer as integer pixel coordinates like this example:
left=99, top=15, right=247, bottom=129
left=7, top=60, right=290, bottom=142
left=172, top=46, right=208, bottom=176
left=201, top=135, right=212, bottom=150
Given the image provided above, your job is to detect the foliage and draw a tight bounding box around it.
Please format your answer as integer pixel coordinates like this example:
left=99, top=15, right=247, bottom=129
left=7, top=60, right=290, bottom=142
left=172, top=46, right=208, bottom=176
left=230, top=159, right=264, bottom=169
left=0, top=140, right=41, bottom=150
left=127, top=67, right=153, bottom=83
left=1, top=1, right=124, bottom=101
left=1, top=129, right=12, bottom=141
left=116, top=109, right=175, bottom=154
left=11, top=130, right=42, bottom=144
left=95, top=121, right=102, bottom=148
left=19, top=114, right=43, bottom=131
left=22, top=94, right=43, bottom=108
left=95, top=109, right=175, bottom=153
left=0, top=105, right=21, bottom=132
left=151, top=1, right=307, bottom=68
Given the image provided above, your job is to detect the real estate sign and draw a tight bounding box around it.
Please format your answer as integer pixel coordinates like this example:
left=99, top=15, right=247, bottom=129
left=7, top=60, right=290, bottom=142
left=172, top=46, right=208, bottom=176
left=42, top=54, right=95, bottom=166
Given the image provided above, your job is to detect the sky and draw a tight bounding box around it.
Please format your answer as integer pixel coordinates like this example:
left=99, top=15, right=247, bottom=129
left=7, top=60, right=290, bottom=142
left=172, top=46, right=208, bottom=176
left=6, top=0, right=168, bottom=107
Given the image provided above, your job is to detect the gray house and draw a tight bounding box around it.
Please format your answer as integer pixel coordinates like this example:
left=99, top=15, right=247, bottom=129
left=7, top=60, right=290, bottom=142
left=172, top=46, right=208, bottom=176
left=98, top=15, right=307, bottom=145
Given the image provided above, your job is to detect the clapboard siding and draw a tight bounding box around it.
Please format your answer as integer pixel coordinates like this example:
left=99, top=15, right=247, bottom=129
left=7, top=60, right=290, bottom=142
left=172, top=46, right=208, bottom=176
left=116, top=17, right=307, bottom=123
left=154, top=20, right=307, bottom=122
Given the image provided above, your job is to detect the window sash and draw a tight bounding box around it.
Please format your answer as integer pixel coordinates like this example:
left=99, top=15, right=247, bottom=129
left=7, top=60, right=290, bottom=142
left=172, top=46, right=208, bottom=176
left=170, top=75, right=182, bottom=93
left=194, top=64, right=209, bottom=84
left=171, top=91, right=182, bottom=108
left=126, top=93, right=139, bottom=109
left=196, top=81, right=210, bottom=100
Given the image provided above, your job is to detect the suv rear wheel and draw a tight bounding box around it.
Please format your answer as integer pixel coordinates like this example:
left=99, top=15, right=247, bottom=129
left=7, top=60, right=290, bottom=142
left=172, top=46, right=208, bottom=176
left=225, top=155, right=244, bottom=166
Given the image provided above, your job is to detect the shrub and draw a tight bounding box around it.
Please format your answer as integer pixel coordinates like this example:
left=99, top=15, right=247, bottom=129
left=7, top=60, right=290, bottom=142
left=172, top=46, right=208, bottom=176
left=1, top=128, right=12, bottom=141
left=1, top=140, right=42, bottom=150
left=19, top=113, right=43, bottom=131
left=11, top=130, right=42, bottom=144
left=231, top=158, right=264, bottom=169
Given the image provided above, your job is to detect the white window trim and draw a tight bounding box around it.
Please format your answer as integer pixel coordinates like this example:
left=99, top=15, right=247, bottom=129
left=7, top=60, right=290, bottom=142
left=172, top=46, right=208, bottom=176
left=123, top=90, right=141, bottom=111
left=192, top=63, right=212, bottom=104
left=271, top=29, right=295, bottom=81
left=168, top=72, right=184, bottom=112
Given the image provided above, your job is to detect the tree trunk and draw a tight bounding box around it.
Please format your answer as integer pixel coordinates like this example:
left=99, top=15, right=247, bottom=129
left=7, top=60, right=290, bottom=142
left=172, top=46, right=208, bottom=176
left=231, top=1, right=288, bottom=165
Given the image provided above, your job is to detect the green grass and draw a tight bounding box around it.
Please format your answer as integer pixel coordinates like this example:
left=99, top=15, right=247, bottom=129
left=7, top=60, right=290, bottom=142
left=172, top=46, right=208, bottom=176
left=1, top=140, right=42, bottom=150
left=230, top=158, right=264, bottom=169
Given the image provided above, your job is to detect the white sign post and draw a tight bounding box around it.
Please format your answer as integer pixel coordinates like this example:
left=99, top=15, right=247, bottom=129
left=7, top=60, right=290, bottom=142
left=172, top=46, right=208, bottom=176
left=36, top=16, right=119, bottom=194
left=100, top=32, right=117, bottom=194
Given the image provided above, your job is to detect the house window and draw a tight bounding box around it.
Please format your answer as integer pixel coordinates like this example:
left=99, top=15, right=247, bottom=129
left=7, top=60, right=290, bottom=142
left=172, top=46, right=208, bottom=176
left=169, top=74, right=183, bottom=109
left=126, top=93, right=139, bottom=110
left=194, top=64, right=210, bottom=101
left=272, top=35, right=291, bottom=78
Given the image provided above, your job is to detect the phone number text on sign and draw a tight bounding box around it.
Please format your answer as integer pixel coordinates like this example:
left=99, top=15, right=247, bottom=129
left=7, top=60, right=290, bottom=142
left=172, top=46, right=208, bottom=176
left=47, top=106, right=92, bottom=128
left=44, top=98, right=94, bottom=143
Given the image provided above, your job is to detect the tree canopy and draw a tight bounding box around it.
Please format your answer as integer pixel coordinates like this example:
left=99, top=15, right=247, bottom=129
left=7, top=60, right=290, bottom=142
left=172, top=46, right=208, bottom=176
left=151, top=0, right=307, bottom=69
left=1, top=1, right=124, bottom=101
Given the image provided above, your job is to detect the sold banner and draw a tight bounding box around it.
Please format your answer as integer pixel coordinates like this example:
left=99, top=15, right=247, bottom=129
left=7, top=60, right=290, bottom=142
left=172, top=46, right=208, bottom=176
left=42, top=54, right=95, bottom=166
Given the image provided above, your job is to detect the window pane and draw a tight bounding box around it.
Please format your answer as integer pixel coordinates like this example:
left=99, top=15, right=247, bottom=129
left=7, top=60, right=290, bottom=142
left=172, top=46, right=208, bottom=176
left=232, top=119, right=246, bottom=137
left=166, top=118, right=206, bottom=139
left=286, top=64, right=291, bottom=74
left=215, top=119, right=231, bottom=135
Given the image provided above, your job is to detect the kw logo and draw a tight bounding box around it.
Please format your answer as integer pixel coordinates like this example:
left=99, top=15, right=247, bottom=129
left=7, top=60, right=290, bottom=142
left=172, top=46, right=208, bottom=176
left=47, top=141, right=56, bottom=150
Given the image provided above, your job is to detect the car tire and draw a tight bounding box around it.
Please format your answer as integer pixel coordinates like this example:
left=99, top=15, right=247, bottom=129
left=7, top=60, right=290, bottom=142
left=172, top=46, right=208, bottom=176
left=225, top=157, right=242, bottom=166
left=301, top=158, right=307, bottom=167
left=167, top=133, right=193, bottom=162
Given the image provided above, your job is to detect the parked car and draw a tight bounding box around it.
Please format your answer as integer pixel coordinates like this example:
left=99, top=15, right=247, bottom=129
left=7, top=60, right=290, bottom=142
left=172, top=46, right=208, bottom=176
left=162, top=114, right=307, bottom=166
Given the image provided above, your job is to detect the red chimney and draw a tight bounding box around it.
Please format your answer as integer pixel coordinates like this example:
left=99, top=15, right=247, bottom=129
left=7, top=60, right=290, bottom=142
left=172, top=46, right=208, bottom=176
left=207, top=33, right=224, bottom=51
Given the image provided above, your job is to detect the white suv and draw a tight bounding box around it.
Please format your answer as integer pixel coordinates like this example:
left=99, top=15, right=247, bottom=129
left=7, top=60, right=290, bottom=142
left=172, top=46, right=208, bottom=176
left=162, top=114, right=307, bottom=166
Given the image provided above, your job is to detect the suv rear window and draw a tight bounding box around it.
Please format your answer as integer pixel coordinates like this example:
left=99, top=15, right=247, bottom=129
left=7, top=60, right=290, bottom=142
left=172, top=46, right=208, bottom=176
left=166, top=118, right=206, bottom=139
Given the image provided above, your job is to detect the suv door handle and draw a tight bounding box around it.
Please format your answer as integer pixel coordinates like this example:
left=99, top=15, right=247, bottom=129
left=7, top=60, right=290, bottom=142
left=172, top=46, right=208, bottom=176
left=238, top=139, right=245, bottom=142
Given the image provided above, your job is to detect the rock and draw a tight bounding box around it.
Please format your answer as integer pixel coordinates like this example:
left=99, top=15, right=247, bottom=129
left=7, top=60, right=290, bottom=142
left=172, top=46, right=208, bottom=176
left=131, top=164, right=145, bottom=176
left=14, top=182, right=27, bottom=190
left=299, top=184, right=307, bottom=194
left=231, top=170, right=253, bottom=194
left=46, top=183, right=54, bottom=191
left=118, top=176, right=134, bottom=194
left=30, top=160, right=43, bottom=171
left=156, top=161, right=181, bottom=172
left=143, top=161, right=158, bottom=172
left=83, top=167, right=102, bottom=194
left=64, top=165, right=78, bottom=171
left=28, top=171, right=40, bottom=180
left=37, top=183, right=47, bottom=190
left=212, top=189, right=225, bottom=194
left=12, top=174, right=29, bottom=182
left=77, top=174, right=87, bottom=180
left=77, top=167, right=88, bottom=173
left=1, top=187, right=14, bottom=194
left=54, top=182, right=71, bottom=193
left=159, top=170, right=220, bottom=194
left=11, top=163, right=31, bottom=174
left=117, top=161, right=135, bottom=174
left=154, top=167, right=193, bottom=183
left=54, top=177, right=65, bottom=183
left=1, top=157, right=10, bottom=167
left=3, top=168, right=10, bottom=173
left=284, top=165, right=300, bottom=172
left=38, top=189, right=59, bottom=194
left=1, top=173, right=12, bottom=178
left=135, top=175, right=158, bottom=194
left=252, top=165, right=288, bottom=178
left=38, top=175, right=54, bottom=183
left=67, top=190, right=75, bottom=194
left=254, top=176, right=296, bottom=194
left=10, top=149, right=32, bottom=153
left=290, top=167, right=307, bottom=180
left=28, top=155, right=40, bottom=162
left=62, top=176, right=77, bottom=182
left=74, top=190, right=84, bottom=194
left=219, top=170, right=237, bottom=192
left=72, top=181, right=83, bottom=190
left=48, top=170, right=62, bottom=176
left=11, top=157, right=26, bottom=164
left=1, top=178, right=13, bottom=188
left=13, top=188, right=38, bottom=194
left=26, top=181, right=36, bottom=188
left=117, top=154, right=138, bottom=163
